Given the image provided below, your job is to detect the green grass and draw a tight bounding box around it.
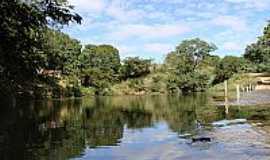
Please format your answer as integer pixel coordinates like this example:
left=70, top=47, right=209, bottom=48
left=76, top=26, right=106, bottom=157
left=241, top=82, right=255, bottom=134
left=111, top=72, right=169, bottom=95
left=209, top=73, right=258, bottom=100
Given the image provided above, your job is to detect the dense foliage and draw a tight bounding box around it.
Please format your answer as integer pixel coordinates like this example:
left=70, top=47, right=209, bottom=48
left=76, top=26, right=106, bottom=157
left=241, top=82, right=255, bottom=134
left=43, top=29, right=82, bottom=74
left=0, top=0, right=81, bottom=96
left=78, top=44, right=122, bottom=94
left=213, top=56, right=248, bottom=84
left=121, top=57, right=152, bottom=79
left=244, top=22, right=270, bottom=72
left=0, top=1, right=269, bottom=98
left=165, top=38, right=217, bottom=93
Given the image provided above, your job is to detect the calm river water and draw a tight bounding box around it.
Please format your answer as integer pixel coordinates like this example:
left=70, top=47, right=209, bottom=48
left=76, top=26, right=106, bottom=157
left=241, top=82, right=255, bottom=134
left=1, top=94, right=270, bottom=160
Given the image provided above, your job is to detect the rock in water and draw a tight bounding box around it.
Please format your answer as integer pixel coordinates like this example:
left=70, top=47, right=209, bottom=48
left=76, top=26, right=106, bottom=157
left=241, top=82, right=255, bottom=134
left=192, top=137, right=211, bottom=143
left=212, top=119, right=247, bottom=127
left=179, top=133, right=192, bottom=138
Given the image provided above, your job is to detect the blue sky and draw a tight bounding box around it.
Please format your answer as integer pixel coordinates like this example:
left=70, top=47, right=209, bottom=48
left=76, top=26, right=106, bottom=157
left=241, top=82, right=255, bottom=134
left=64, top=0, right=270, bottom=62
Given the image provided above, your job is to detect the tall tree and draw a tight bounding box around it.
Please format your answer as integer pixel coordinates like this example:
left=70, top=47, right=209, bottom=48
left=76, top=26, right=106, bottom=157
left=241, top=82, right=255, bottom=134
left=0, top=0, right=82, bottom=93
left=121, top=57, right=152, bottom=79
left=0, top=0, right=81, bottom=92
left=43, top=29, right=82, bottom=74
left=176, top=38, right=217, bottom=70
left=166, top=38, right=217, bottom=93
left=213, top=56, right=248, bottom=84
left=244, top=22, right=270, bottom=72
left=81, top=44, right=121, bottom=72
left=80, top=44, right=121, bottom=87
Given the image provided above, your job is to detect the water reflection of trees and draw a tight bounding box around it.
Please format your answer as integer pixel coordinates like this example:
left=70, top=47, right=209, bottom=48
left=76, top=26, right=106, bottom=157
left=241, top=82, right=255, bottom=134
left=0, top=100, right=86, bottom=160
left=0, top=95, right=225, bottom=159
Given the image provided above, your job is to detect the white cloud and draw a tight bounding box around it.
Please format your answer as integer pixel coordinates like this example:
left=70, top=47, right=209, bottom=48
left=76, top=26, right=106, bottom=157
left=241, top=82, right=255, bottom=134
left=69, top=0, right=106, bottom=13
left=223, top=42, right=243, bottom=51
left=211, top=15, right=248, bottom=31
left=224, top=0, right=248, bottom=3
left=109, top=23, right=190, bottom=40
left=224, top=0, right=270, bottom=10
left=117, top=45, right=138, bottom=57
left=248, top=0, right=270, bottom=10
left=106, top=0, right=146, bottom=22
left=144, top=43, right=174, bottom=54
left=64, top=0, right=270, bottom=61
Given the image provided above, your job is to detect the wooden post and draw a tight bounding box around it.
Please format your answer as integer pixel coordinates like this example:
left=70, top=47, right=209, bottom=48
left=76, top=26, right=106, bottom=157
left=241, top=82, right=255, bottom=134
left=224, top=80, right=228, bottom=99
left=236, top=84, right=240, bottom=103
left=224, top=80, right=229, bottom=114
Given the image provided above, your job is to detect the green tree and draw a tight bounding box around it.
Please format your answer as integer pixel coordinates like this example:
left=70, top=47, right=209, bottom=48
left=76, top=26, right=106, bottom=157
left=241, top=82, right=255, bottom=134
left=43, top=29, right=82, bottom=75
left=121, top=57, right=152, bottom=79
left=199, top=55, right=220, bottom=69
left=213, top=56, right=248, bottom=84
left=164, top=51, right=179, bottom=70
left=81, top=44, right=121, bottom=72
left=165, top=38, right=217, bottom=93
left=0, top=0, right=81, bottom=95
left=244, top=22, right=270, bottom=72
left=80, top=44, right=121, bottom=89
left=176, top=38, right=217, bottom=70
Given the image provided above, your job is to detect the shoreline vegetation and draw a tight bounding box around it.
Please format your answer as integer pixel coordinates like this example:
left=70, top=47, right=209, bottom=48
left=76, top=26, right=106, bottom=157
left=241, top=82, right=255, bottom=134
left=1, top=1, right=270, bottom=101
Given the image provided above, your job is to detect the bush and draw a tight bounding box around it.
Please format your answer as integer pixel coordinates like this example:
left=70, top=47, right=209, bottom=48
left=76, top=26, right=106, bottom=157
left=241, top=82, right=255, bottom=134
left=166, top=75, right=179, bottom=93
left=80, top=87, right=96, bottom=96
left=121, top=57, right=151, bottom=79
left=152, top=75, right=161, bottom=83
left=128, top=79, right=145, bottom=92
left=65, top=86, right=74, bottom=97
left=52, top=86, right=62, bottom=98
left=73, top=86, right=82, bottom=97
left=33, top=86, right=48, bottom=99
left=150, top=83, right=161, bottom=92
left=213, top=56, right=248, bottom=84
left=150, top=75, right=162, bottom=92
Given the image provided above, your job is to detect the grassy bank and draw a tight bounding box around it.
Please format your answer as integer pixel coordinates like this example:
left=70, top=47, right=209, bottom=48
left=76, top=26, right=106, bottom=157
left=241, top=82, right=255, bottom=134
left=110, top=72, right=169, bottom=96
left=33, top=71, right=171, bottom=98
left=209, top=73, right=258, bottom=101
